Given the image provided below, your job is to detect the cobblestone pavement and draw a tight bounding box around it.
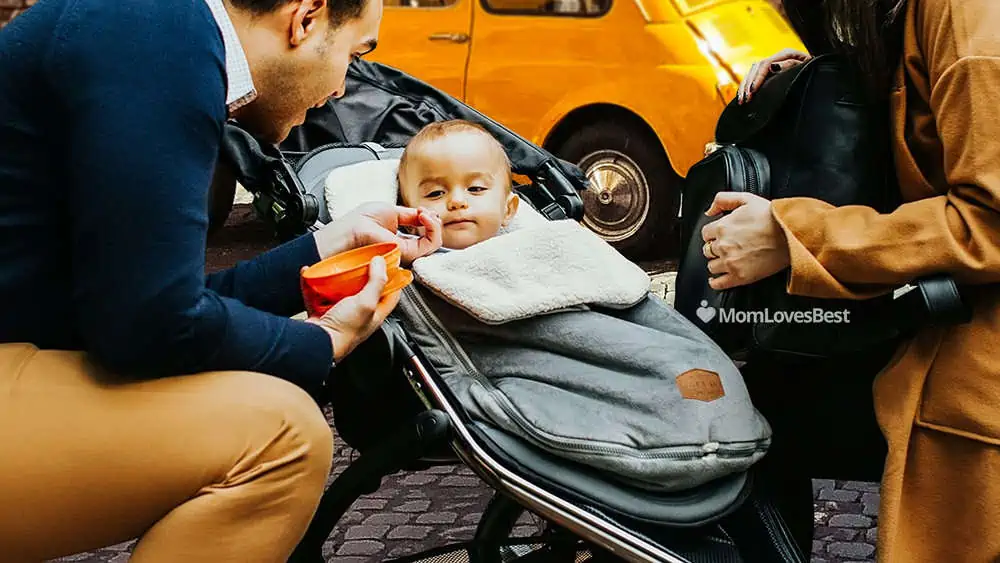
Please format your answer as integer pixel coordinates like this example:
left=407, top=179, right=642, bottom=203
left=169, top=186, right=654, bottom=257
left=49, top=206, right=880, bottom=563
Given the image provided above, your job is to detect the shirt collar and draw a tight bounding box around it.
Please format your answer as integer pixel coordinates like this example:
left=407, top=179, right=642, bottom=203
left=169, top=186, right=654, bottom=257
left=202, top=0, right=258, bottom=114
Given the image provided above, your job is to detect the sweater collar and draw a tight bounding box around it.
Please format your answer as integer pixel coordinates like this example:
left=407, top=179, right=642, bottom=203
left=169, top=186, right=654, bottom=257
left=202, top=0, right=258, bottom=115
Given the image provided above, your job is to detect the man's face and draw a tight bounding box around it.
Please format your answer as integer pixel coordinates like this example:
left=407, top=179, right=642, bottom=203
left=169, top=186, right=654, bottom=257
left=235, top=0, right=382, bottom=143
left=399, top=131, right=518, bottom=250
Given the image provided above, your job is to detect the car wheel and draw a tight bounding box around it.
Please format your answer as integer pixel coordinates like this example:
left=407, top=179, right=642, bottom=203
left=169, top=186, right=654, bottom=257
left=552, top=119, right=680, bottom=260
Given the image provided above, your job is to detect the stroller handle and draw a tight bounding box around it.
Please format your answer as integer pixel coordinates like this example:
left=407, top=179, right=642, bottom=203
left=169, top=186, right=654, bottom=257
left=539, top=160, right=585, bottom=222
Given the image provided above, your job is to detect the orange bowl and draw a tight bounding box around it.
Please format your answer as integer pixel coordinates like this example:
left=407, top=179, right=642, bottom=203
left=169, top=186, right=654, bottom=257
left=300, top=242, right=404, bottom=315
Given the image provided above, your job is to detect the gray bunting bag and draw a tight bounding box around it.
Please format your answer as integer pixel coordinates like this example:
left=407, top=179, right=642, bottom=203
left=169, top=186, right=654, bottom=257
left=392, top=219, right=772, bottom=492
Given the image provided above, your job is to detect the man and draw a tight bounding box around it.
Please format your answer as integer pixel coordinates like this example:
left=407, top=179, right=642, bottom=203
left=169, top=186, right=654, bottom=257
left=0, top=0, right=441, bottom=560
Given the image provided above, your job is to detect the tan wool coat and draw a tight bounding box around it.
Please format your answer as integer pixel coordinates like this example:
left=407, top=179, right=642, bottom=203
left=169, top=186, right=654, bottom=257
left=769, top=0, right=1000, bottom=561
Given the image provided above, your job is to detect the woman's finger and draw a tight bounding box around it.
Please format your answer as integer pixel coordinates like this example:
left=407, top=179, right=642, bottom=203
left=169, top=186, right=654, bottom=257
left=739, top=62, right=757, bottom=104
left=708, top=272, right=736, bottom=291
left=705, top=191, right=752, bottom=216
left=702, top=240, right=718, bottom=259
left=707, top=257, right=727, bottom=275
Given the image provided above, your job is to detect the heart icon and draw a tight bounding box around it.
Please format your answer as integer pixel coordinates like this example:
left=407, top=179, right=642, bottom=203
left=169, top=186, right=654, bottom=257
left=695, top=300, right=716, bottom=323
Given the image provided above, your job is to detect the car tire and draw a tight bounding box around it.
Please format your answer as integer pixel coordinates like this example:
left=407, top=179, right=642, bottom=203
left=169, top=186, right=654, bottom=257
left=551, top=119, right=680, bottom=260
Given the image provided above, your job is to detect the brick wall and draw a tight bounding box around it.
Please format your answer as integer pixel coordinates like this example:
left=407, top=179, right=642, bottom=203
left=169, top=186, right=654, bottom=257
left=0, top=0, right=31, bottom=28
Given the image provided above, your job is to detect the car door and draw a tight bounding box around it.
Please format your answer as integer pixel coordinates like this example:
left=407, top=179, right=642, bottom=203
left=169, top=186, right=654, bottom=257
left=368, top=0, right=474, bottom=101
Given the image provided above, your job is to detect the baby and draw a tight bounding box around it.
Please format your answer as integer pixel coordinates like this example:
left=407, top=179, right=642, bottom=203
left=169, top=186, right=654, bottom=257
left=397, top=120, right=519, bottom=250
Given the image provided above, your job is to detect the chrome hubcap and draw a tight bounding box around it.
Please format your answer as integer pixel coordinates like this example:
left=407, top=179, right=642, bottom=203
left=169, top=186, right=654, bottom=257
left=578, top=149, right=650, bottom=243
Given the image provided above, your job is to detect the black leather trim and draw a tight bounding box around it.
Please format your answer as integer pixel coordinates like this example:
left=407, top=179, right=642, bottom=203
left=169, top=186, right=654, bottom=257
left=914, top=275, right=972, bottom=326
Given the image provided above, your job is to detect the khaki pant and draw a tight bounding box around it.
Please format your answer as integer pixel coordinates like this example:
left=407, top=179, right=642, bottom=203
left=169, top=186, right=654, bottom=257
left=0, top=343, right=334, bottom=562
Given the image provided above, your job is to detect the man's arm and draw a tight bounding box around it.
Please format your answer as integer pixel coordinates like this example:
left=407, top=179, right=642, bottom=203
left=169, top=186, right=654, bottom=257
left=49, top=0, right=333, bottom=388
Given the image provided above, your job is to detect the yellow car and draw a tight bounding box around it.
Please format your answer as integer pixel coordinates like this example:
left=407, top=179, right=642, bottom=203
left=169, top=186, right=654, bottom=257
left=369, top=0, right=804, bottom=257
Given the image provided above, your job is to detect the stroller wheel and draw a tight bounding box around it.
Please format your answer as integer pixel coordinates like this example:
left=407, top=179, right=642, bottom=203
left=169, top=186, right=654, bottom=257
left=471, top=492, right=618, bottom=562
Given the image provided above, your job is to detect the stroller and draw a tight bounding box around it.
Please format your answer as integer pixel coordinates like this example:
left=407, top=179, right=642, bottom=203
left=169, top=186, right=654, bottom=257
left=218, top=59, right=807, bottom=563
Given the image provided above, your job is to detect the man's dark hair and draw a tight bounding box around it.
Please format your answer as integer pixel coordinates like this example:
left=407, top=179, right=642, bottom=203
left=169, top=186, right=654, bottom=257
left=230, top=0, right=367, bottom=28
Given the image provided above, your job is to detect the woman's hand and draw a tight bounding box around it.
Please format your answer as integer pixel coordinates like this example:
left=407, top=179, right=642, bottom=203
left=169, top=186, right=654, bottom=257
left=738, top=49, right=811, bottom=104
left=314, top=202, right=443, bottom=265
left=304, top=256, right=400, bottom=362
left=700, top=192, right=791, bottom=290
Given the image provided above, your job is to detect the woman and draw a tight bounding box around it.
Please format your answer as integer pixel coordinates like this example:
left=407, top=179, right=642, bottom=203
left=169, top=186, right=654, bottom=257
left=703, top=0, right=1000, bottom=561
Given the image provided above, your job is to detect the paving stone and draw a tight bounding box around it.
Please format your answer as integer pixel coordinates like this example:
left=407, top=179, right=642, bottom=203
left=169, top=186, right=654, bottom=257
left=827, top=541, right=876, bottom=559
left=842, top=482, right=880, bottom=492
left=829, top=514, right=874, bottom=528
left=442, top=525, right=479, bottom=540
left=814, top=479, right=837, bottom=492
left=866, top=527, right=879, bottom=544
left=426, top=465, right=458, bottom=474
left=388, top=545, right=419, bottom=558
left=368, top=486, right=400, bottom=499
left=364, top=512, right=412, bottom=526
left=104, top=542, right=133, bottom=553
left=402, top=473, right=438, bottom=486
left=396, top=499, right=432, bottom=513
left=862, top=492, right=880, bottom=517
left=812, top=559, right=830, bottom=563
left=341, top=510, right=366, bottom=524
left=819, top=488, right=860, bottom=503
left=344, top=524, right=391, bottom=540
left=815, top=526, right=860, bottom=542
left=387, top=525, right=433, bottom=540
left=462, top=512, right=484, bottom=524
left=819, top=500, right=842, bottom=512
left=336, top=540, right=386, bottom=557
left=440, top=475, right=483, bottom=487
left=354, top=498, right=389, bottom=510
left=812, top=540, right=825, bottom=555
left=417, top=511, right=459, bottom=525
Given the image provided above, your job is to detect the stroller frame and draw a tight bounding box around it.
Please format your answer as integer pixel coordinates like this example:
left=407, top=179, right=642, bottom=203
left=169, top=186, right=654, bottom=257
left=288, top=313, right=803, bottom=563
left=219, top=59, right=810, bottom=563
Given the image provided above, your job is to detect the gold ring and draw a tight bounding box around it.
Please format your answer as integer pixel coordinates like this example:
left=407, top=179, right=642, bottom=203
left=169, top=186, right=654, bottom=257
left=703, top=240, right=718, bottom=259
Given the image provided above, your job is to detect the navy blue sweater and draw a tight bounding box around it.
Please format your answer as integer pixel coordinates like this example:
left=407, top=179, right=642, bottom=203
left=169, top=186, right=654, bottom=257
left=0, top=0, right=333, bottom=389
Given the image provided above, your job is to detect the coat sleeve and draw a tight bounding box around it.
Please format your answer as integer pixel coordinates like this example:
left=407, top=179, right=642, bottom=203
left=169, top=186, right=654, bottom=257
left=768, top=0, right=1000, bottom=300
left=47, top=0, right=334, bottom=389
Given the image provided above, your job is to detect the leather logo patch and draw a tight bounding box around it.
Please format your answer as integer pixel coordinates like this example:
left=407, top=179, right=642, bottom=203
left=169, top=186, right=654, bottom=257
left=676, top=369, right=725, bottom=402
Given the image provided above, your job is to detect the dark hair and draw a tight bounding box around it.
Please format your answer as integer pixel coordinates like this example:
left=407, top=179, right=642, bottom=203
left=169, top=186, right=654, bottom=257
left=782, top=0, right=907, bottom=99
left=229, top=0, right=366, bottom=28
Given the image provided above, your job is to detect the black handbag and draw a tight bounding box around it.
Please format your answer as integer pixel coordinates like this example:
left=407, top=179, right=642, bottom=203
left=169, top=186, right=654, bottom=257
left=675, top=54, right=961, bottom=360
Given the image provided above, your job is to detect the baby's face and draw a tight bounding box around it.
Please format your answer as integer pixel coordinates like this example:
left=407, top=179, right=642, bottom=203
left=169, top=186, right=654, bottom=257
left=399, top=131, right=518, bottom=250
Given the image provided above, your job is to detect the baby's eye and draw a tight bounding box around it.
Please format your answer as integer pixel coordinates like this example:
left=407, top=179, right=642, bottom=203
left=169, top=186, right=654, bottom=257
left=425, top=189, right=445, bottom=199
left=469, top=185, right=488, bottom=193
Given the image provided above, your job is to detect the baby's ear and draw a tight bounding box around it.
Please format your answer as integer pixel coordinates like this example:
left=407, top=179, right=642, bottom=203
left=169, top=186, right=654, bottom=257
left=502, top=192, right=520, bottom=226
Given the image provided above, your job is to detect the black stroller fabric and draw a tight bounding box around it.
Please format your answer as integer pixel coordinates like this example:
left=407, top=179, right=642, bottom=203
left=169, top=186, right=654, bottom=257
left=279, top=59, right=588, bottom=188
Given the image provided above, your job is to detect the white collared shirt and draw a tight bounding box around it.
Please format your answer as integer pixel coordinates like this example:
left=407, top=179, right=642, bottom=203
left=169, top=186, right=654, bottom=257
left=202, top=0, right=258, bottom=114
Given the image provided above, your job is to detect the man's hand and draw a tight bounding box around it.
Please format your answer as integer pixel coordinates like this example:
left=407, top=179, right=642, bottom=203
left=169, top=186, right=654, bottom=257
left=700, top=192, right=791, bottom=290
left=304, top=255, right=401, bottom=362
left=314, top=202, right=443, bottom=265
